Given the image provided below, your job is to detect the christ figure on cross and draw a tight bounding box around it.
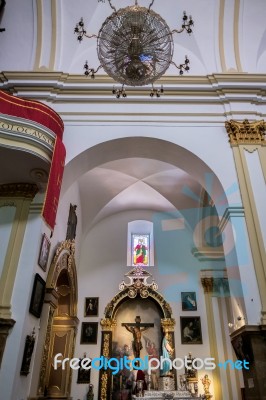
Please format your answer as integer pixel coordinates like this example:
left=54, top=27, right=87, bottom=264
left=122, top=315, right=154, bottom=358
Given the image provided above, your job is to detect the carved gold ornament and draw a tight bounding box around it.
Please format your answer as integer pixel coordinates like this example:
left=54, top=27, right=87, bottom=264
left=225, top=119, right=266, bottom=146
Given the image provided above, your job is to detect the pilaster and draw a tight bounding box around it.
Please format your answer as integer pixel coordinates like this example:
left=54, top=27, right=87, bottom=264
left=225, top=119, right=266, bottom=324
left=0, top=183, right=38, bottom=319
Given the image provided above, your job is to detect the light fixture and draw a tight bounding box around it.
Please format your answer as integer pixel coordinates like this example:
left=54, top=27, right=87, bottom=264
left=74, top=0, right=194, bottom=97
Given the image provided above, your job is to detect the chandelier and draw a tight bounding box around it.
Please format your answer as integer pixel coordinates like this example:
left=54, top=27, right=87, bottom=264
left=74, top=0, right=194, bottom=97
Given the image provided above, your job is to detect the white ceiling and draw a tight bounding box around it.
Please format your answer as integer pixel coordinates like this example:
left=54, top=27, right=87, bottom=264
left=78, top=158, right=202, bottom=231
left=1, top=0, right=266, bottom=73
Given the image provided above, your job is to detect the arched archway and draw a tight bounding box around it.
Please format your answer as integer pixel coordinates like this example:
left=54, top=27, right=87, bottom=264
left=61, top=137, right=230, bottom=210
left=37, top=240, right=79, bottom=399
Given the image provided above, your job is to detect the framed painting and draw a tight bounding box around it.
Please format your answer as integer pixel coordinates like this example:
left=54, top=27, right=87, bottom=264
left=181, top=292, right=197, bottom=311
left=20, top=331, right=35, bottom=376
left=77, top=357, right=91, bottom=383
left=38, top=233, right=51, bottom=271
left=84, top=297, right=99, bottom=317
left=180, top=317, right=202, bottom=344
left=80, top=322, right=98, bottom=344
left=29, top=274, right=46, bottom=318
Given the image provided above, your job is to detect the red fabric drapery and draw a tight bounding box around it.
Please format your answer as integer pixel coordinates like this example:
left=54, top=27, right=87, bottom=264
left=0, top=90, right=65, bottom=230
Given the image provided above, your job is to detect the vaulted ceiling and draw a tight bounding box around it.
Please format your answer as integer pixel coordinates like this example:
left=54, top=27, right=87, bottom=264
left=0, top=0, right=265, bottom=232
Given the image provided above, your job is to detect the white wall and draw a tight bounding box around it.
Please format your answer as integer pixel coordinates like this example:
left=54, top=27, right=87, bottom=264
left=71, top=208, right=225, bottom=399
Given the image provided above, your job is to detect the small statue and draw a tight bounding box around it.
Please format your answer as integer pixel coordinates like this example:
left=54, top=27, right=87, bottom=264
left=201, top=374, right=212, bottom=399
left=66, top=204, right=77, bottom=240
left=161, top=330, right=174, bottom=376
left=87, top=383, right=94, bottom=400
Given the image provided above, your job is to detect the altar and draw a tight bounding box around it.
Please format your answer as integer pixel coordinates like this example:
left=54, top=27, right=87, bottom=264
left=132, top=390, right=202, bottom=400
left=100, top=267, right=210, bottom=400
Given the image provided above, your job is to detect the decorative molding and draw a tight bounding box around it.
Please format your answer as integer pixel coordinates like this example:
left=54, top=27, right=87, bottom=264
left=200, top=270, right=229, bottom=295
left=119, top=266, right=158, bottom=298
left=0, top=117, right=55, bottom=148
left=1, top=73, right=266, bottom=124
left=0, top=201, right=16, bottom=207
left=38, top=307, right=55, bottom=395
left=100, top=371, right=108, bottom=400
left=243, top=146, right=258, bottom=154
left=218, top=206, right=245, bottom=233
left=102, top=333, right=110, bottom=358
left=0, top=183, right=38, bottom=199
left=100, top=318, right=117, bottom=332
left=192, top=247, right=224, bottom=261
left=225, top=119, right=266, bottom=146
left=201, top=277, right=214, bottom=293
left=104, top=270, right=172, bottom=320
left=38, top=239, right=78, bottom=397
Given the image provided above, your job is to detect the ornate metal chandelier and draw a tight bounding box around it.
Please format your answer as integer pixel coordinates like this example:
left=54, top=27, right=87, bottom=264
left=74, top=0, right=194, bottom=97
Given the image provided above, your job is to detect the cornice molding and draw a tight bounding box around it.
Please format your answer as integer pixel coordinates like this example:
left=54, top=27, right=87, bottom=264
left=219, top=206, right=245, bottom=232
left=0, top=72, right=266, bottom=99
left=1, top=72, right=265, bottom=122
left=225, top=119, right=266, bottom=146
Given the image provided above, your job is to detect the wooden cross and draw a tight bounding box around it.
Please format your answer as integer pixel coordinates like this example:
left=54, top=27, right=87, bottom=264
left=122, top=316, right=154, bottom=358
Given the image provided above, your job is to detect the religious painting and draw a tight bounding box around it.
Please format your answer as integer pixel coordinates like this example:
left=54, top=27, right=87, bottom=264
left=80, top=322, right=98, bottom=344
left=20, top=330, right=35, bottom=376
left=38, top=233, right=51, bottom=271
left=77, top=357, right=91, bottom=383
left=180, top=317, right=202, bottom=344
left=84, top=297, right=99, bottom=317
left=29, top=274, right=46, bottom=318
left=132, top=234, right=149, bottom=266
left=181, top=292, right=197, bottom=311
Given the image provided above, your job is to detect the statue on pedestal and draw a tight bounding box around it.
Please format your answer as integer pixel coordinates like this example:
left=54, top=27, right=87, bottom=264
left=161, top=331, right=174, bottom=376
left=201, top=374, right=212, bottom=399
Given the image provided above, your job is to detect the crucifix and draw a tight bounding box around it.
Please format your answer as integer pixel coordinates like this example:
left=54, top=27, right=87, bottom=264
left=122, top=315, right=154, bottom=358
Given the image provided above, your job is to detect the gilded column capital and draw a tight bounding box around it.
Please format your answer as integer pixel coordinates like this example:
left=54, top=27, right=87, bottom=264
left=201, top=277, right=214, bottom=293
left=100, top=318, right=117, bottom=331
left=0, top=183, right=38, bottom=199
left=225, top=119, right=266, bottom=146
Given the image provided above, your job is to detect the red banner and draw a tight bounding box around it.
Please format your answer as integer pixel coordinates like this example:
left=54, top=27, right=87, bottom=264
left=42, top=137, right=66, bottom=230
left=0, top=90, right=65, bottom=230
left=0, top=90, right=64, bottom=138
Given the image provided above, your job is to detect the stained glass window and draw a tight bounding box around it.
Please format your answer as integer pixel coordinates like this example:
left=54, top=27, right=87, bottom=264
left=132, top=234, right=150, bottom=266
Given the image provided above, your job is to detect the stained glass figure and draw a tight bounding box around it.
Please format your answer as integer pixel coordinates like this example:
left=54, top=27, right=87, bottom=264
left=132, top=234, right=149, bottom=266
